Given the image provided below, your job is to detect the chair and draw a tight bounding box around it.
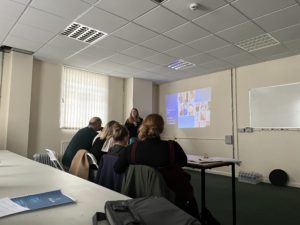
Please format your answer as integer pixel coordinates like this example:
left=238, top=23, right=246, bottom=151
left=121, top=165, right=175, bottom=203
left=45, top=149, right=65, bottom=171
left=33, top=149, right=64, bottom=171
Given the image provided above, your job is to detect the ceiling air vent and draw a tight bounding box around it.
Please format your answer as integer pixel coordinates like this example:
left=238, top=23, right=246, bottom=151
left=61, top=22, right=107, bottom=44
left=167, top=59, right=195, bottom=70
left=235, top=33, right=280, bottom=52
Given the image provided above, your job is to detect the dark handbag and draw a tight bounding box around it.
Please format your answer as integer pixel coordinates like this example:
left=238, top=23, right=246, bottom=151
left=93, top=197, right=201, bottom=225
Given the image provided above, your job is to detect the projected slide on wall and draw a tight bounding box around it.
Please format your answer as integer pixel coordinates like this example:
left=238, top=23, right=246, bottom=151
left=166, top=88, right=211, bottom=128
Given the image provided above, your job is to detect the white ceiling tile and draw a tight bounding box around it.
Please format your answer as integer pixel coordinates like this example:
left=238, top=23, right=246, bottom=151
left=193, top=5, right=248, bottom=33
left=129, top=60, right=158, bottom=70
left=48, top=35, right=88, bottom=52
left=251, top=44, right=290, bottom=59
left=30, top=0, right=91, bottom=20
left=182, top=66, right=208, bottom=76
left=134, top=6, right=187, bottom=33
left=141, top=35, right=180, bottom=52
left=224, top=52, right=259, bottom=67
left=0, top=0, right=26, bottom=21
left=95, top=0, right=157, bottom=20
left=147, top=65, right=173, bottom=74
left=187, top=35, right=229, bottom=52
left=163, top=22, right=210, bottom=44
left=164, top=45, right=199, bottom=58
left=0, top=19, right=15, bottom=42
left=77, top=45, right=115, bottom=59
left=89, top=59, right=123, bottom=72
left=11, top=0, right=31, bottom=5
left=121, top=45, right=158, bottom=59
left=271, top=23, right=300, bottom=42
left=112, top=23, right=157, bottom=44
left=105, top=53, right=138, bottom=65
left=184, top=53, right=216, bottom=65
left=232, top=0, right=296, bottom=19
left=200, top=59, right=232, bottom=70
left=260, top=51, right=296, bottom=61
left=19, top=7, right=70, bottom=33
left=284, top=38, right=300, bottom=51
left=10, top=23, right=55, bottom=44
left=77, top=7, right=128, bottom=33
left=216, top=21, right=264, bottom=43
left=64, top=53, right=100, bottom=67
left=207, top=44, right=245, bottom=58
left=81, top=0, right=100, bottom=4
left=4, top=34, right=42, bottom=51
left=95, top=35, right=134, bottom=51
left=35, top=44, right=79, bottom=61
left=144, top=53, right=174, bottom=66
left=163, top=0, right=227, bottom=20
left=254, top=5, right=300, bottom=32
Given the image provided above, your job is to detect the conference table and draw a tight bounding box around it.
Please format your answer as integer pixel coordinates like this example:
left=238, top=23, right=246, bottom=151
left=186, top=155, right=241, bottom=225
left=0, top=150, right=129, bottom=225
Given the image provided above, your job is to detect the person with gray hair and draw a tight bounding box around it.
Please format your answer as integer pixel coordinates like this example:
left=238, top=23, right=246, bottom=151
left=62, top=117, right=102, bottom=170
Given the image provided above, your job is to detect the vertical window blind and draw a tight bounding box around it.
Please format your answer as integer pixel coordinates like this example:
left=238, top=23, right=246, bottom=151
left=60, top=67, right=108, bottom=129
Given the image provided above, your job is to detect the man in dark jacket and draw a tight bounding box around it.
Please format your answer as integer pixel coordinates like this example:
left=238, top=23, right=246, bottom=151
left=62, top=117, right=102, bottom=170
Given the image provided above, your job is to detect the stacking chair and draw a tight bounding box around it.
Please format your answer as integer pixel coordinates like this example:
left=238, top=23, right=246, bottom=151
left=45, top=149, right=65, bottom=171
left=33, top=149, right=64, bottom=171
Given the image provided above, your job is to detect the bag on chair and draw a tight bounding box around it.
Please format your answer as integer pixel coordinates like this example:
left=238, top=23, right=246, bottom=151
left=93, top=197, right=201, bottom=225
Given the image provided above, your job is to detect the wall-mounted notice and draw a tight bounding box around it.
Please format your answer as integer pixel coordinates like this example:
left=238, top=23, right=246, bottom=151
left=166, top=87, right=211, bottom=128
left=250, top=82, right=300, bottom=128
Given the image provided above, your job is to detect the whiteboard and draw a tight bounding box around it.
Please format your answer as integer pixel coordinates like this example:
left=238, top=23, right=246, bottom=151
left=250, top=82, right=300, bottom=128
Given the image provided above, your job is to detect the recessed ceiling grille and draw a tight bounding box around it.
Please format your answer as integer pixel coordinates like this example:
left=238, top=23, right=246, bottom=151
left=61, top=22, right=107, bottom=44
left=235, top=33, right=280, bottom=52
left=167, top=59, right=195, bottom=70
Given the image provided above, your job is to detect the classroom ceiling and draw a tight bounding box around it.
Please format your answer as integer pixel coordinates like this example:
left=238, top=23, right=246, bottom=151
left=1, top=0, right=300, bottom=83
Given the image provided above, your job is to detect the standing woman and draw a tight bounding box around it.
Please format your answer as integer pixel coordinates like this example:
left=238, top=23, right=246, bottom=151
left=124, top=108, right=143, bottom=144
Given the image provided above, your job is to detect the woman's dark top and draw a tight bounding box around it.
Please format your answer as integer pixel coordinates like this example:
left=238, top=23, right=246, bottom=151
left=114, top=137, right=187, bottom=173
left=90, top=137, right=106, bottom=164
left=124, top=118, right=143, bottom=139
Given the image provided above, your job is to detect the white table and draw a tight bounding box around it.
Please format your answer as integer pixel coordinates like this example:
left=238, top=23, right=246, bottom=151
left=0, top=150, right=129, bottom=225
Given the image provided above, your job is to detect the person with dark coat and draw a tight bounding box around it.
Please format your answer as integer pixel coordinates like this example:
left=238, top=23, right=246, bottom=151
left=96, top=123, right=129, bottom=192
left=115, top=113, right=199, bottom=219
left=62, top=117, right=102, bottom=170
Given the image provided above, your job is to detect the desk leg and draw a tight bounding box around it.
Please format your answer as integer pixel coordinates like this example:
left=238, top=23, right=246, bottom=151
left=232, top=163, right=236, bottom=225
left=201, top=168, right=206, bottom=222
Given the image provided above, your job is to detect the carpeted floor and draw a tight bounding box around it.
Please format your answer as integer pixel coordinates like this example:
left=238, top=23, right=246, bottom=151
left=187, top=170, right=300, bottom=225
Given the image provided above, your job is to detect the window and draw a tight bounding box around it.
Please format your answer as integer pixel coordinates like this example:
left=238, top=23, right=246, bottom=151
left=60, top=67, right=108, bottom=129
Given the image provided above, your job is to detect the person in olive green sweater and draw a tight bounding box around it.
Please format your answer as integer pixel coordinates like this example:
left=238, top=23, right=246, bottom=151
left=62, top=117, right=102, bottom=170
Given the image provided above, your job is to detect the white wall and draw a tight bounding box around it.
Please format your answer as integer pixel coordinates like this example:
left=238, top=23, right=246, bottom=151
left=0, top=51, right=33, bottom=157
left=159, top=54, right=300, bottom=186
left=159, top=70, right=234, bottom=176
left=133, top=78, right=153, bottom=118
left=123, top=78, right=133, bottom=122
left=236, top=55, right=300, bottom=187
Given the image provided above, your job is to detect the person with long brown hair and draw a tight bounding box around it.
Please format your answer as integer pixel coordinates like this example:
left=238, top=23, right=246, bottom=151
left=124, top=108, right=143, bottom=143
left=115, top=113, right=199, bottom=219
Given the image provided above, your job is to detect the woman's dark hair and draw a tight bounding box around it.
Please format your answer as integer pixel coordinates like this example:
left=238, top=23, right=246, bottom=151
left=138, top=114, right=164, bottom=140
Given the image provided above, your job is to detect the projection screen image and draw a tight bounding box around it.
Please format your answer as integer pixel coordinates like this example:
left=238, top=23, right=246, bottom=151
left=166, top=88, right=211, bottom=128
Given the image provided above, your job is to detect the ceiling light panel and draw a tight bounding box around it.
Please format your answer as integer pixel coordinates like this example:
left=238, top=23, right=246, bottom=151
left=235, top=33, right=280, bottom=52
left=61, top=22, right=107, bottom=44
left=167, top=59, right=195, bottom=70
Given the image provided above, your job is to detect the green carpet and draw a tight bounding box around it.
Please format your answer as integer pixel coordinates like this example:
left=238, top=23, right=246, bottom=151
left=187, top=170, right=300, bottom=225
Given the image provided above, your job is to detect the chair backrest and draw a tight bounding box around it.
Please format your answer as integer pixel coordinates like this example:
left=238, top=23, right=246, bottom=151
left=86, top=153, right=98, bottom=169
left=33, top=152, right=55, bottom=168
left=121, top=165, right=175, bottom=202
left=45, top=149, right=65, bottom=171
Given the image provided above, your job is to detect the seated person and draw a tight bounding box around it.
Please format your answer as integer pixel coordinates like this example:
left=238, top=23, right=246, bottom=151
left=62, top=117, right=102, bottom=170
left=90, top=120, right=118, bottom=163
left=95, top=123, right=129, bottom=192
left=114, top=113, right=199, bottom=219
